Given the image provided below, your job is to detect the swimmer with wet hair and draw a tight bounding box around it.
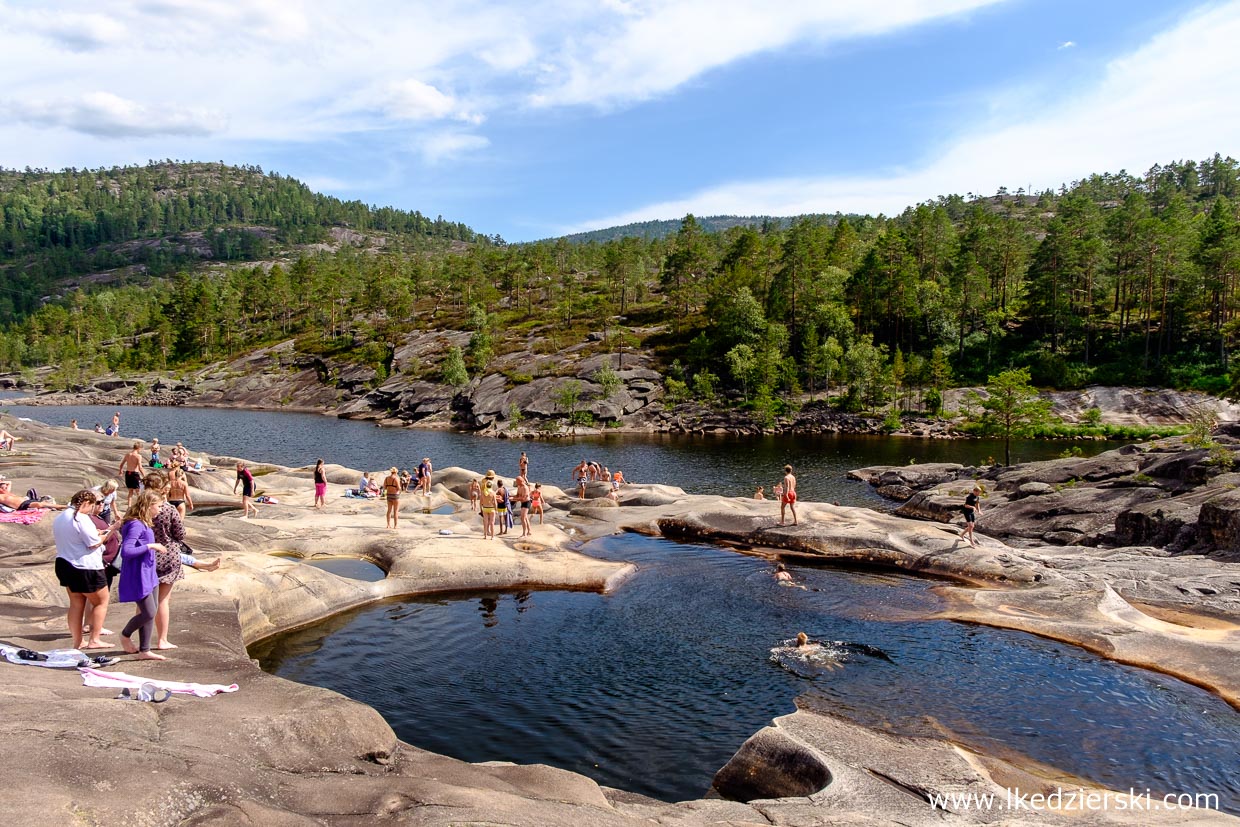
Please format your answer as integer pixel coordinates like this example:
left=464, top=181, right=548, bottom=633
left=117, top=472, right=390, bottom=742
left=796, top=632, right=810, bottom=647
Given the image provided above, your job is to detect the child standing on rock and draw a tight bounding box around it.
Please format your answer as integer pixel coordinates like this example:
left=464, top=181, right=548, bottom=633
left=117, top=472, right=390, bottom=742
left=962, top=486, right=983, bottom=547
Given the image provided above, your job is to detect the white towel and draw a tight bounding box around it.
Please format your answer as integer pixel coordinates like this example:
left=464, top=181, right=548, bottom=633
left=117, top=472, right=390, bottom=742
left=79, top=667, right=239, bottom=697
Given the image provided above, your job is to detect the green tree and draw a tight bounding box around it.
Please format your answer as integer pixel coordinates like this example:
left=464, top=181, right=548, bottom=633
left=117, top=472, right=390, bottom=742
left=725, top=344, right=758, bottom=400
left=554, top=379, right=582, bottom=433
left=661, top=214, right=712, bottom=327
left=441, top=346, right=469, bottom=388
left=595, top=363, right=621, bottom=400
left=966, top=367, right=1054, bottom=465
left=466, top=303, right=493, bottom=370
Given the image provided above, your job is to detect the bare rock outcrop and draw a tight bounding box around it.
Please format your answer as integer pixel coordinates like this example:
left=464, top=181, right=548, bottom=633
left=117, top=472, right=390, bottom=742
left=2, top=414, right=1238, bottom=824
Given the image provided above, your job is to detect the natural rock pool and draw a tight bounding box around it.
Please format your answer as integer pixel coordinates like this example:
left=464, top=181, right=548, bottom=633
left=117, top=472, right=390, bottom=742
left=252, top=533, right=1240, bottom=809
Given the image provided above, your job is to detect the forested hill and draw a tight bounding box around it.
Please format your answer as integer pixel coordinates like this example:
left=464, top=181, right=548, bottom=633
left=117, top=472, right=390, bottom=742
left=553, top=214, right=848, bottom=244
left=3, top=154, right=1240, bottom=416
left=0, top=161, right=479, bottom=322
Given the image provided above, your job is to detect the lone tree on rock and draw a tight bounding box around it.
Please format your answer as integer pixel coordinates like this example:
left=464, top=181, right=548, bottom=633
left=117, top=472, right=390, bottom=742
left=965, top=367, right=1053, bottom=466
left=441, top=346, right=469, bottom=388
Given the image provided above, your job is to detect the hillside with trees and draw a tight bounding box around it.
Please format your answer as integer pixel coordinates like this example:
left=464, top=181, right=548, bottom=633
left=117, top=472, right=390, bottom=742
left=0, top=161, right=479, bottom=324
left=550, top=214, right=856, bottom=244
left=2, top=155, right=1240, bottom=423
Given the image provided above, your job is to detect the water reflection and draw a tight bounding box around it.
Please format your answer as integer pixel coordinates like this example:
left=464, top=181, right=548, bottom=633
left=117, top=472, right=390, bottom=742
left=2, top=404, right=1122, bottom=507
left=254, top=534, right=1240, bottom=809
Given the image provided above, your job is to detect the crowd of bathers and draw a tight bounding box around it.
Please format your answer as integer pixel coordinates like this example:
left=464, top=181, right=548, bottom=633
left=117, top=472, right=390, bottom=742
left=469, top=456, right=542, bottom=539
left=4, top=423, right=222, bottom=664
left=571, top=459, right=626, bottom=500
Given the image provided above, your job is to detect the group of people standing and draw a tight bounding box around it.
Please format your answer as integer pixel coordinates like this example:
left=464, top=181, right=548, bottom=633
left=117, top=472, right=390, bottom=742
left=470, top=453, right=540, bottom=539
left=52, top=467, right=219, bottom=662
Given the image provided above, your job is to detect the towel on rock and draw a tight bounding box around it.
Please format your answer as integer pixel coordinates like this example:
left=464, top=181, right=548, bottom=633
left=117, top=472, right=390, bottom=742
left=79, top=667, right=239, bottom=697
left=0, top=510, right=46, bottom=524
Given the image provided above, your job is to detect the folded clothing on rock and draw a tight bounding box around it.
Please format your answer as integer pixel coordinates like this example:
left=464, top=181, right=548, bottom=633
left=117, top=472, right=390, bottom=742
left=1, top=644, right=118, bottom=668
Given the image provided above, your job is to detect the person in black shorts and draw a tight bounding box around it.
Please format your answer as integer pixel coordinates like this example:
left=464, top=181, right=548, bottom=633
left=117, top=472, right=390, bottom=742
left=0, top=477, right=66, bottom=512
left=234, top=462, right=259, bottom=519
left=52, top=489, right=118, bottom=649
left=962, top=486, right=983, bottom=548
left=118, top=441, right=144, bottom=510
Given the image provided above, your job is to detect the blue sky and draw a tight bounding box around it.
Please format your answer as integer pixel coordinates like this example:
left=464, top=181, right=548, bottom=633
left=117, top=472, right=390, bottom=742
left=1, top=0, right=1237, bottom=241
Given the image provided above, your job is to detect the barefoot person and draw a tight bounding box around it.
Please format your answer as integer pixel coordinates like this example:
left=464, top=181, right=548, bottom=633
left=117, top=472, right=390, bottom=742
left=514, top=473, right=532, bottom=537
left=530, top=483, right=544, bottom=525
left=111, top=411, right=121, bottom=436
left=0, top=476, right=67, bottom=512
left=234, top=462, right=259, bottom=519
left=145, top=473, right=186, bottom=651
left=117, top=491, right=168, bottom=661
left=480, top=471, right=497, bottom=539
left=418, top=457, right=433, bottom=495
left=52, top=490, right=118, bottom=650
left=468, top=478, right=481, bottom=513
left=313, top=459, right=328, bottom=509
left=495, top=479, right=510, bottom=535
left=778, top=465, right=798, bottom=526
left=0, top=428, right=16, bottom=450
left=166, top=465, right=193, bottom=518
left=382, top=467, right=402, bottom=529
left=962, top=486, right=983, bottom=548
left=118, top=441, right=144, bottom=510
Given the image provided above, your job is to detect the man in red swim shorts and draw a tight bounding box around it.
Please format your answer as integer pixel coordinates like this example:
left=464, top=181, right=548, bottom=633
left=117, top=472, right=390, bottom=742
left=779, top=464, right=797, bottom=526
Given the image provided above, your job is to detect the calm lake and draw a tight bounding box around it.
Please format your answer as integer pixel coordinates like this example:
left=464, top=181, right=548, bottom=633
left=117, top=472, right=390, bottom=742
left=9, top=404, right=1234, bottom=810
left=0, top=403, right=1121, bottom=507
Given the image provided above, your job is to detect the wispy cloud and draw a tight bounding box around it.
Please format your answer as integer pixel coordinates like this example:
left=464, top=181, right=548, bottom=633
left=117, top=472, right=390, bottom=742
left=418, top=132, right=490, bottom=164
left=6, top=92, right=225, bottom=138
left=0, top=0, right=1007, bottom=151
left=528, top=0, right=1005, bottom=108
left=569, top=2, right=1240, bottom=231
left=1058, top=40, right=1076, bottom=49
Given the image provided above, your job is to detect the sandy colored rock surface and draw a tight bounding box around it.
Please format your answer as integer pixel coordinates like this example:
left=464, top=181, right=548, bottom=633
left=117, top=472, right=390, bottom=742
left=1, top=413, right=1236, bottom=825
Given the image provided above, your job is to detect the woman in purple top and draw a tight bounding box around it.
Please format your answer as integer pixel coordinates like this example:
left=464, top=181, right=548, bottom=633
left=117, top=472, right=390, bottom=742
left=117, top=491, right=169, bottom=660
left=144, top=472, right=185, bottom=651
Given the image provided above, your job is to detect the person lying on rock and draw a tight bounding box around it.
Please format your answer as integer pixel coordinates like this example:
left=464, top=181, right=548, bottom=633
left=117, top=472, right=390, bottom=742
left=0, top=476, right=67, bottom=512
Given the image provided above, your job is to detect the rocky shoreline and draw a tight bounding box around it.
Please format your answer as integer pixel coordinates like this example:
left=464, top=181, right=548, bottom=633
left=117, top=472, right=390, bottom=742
left=7, top=335, right=1240, bottom=438
left=1, top=412, right=1237, bottom=824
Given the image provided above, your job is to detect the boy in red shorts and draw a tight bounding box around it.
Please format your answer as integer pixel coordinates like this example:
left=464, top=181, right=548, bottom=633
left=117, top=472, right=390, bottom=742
left=779, top=464, right=797, bottom=526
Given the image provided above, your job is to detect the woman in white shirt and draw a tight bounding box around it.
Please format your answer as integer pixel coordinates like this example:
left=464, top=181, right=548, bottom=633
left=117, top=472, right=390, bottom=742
left=52, top=490, right=119, bottom=650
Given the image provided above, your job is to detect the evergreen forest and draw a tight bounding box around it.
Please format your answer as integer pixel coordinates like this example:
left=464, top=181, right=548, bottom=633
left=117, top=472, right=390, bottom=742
left=3, top=155, right=1240, bottom=414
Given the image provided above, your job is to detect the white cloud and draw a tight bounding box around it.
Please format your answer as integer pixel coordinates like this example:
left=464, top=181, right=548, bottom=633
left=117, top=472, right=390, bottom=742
left=1058, top=40, right=1076, bottom=49
left=6, top=92, right=225, bottom=138
left=25, top=11, right=128, bottom=51
left=0, top=0, right=1006, bottom=154
left=570, top=2, right=1240, bottom=231
left=418, top=132, right=490, bottom=164
left=386, top=79, right=482, bottom=124
left=528, top=0, right=1006, bottom=108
